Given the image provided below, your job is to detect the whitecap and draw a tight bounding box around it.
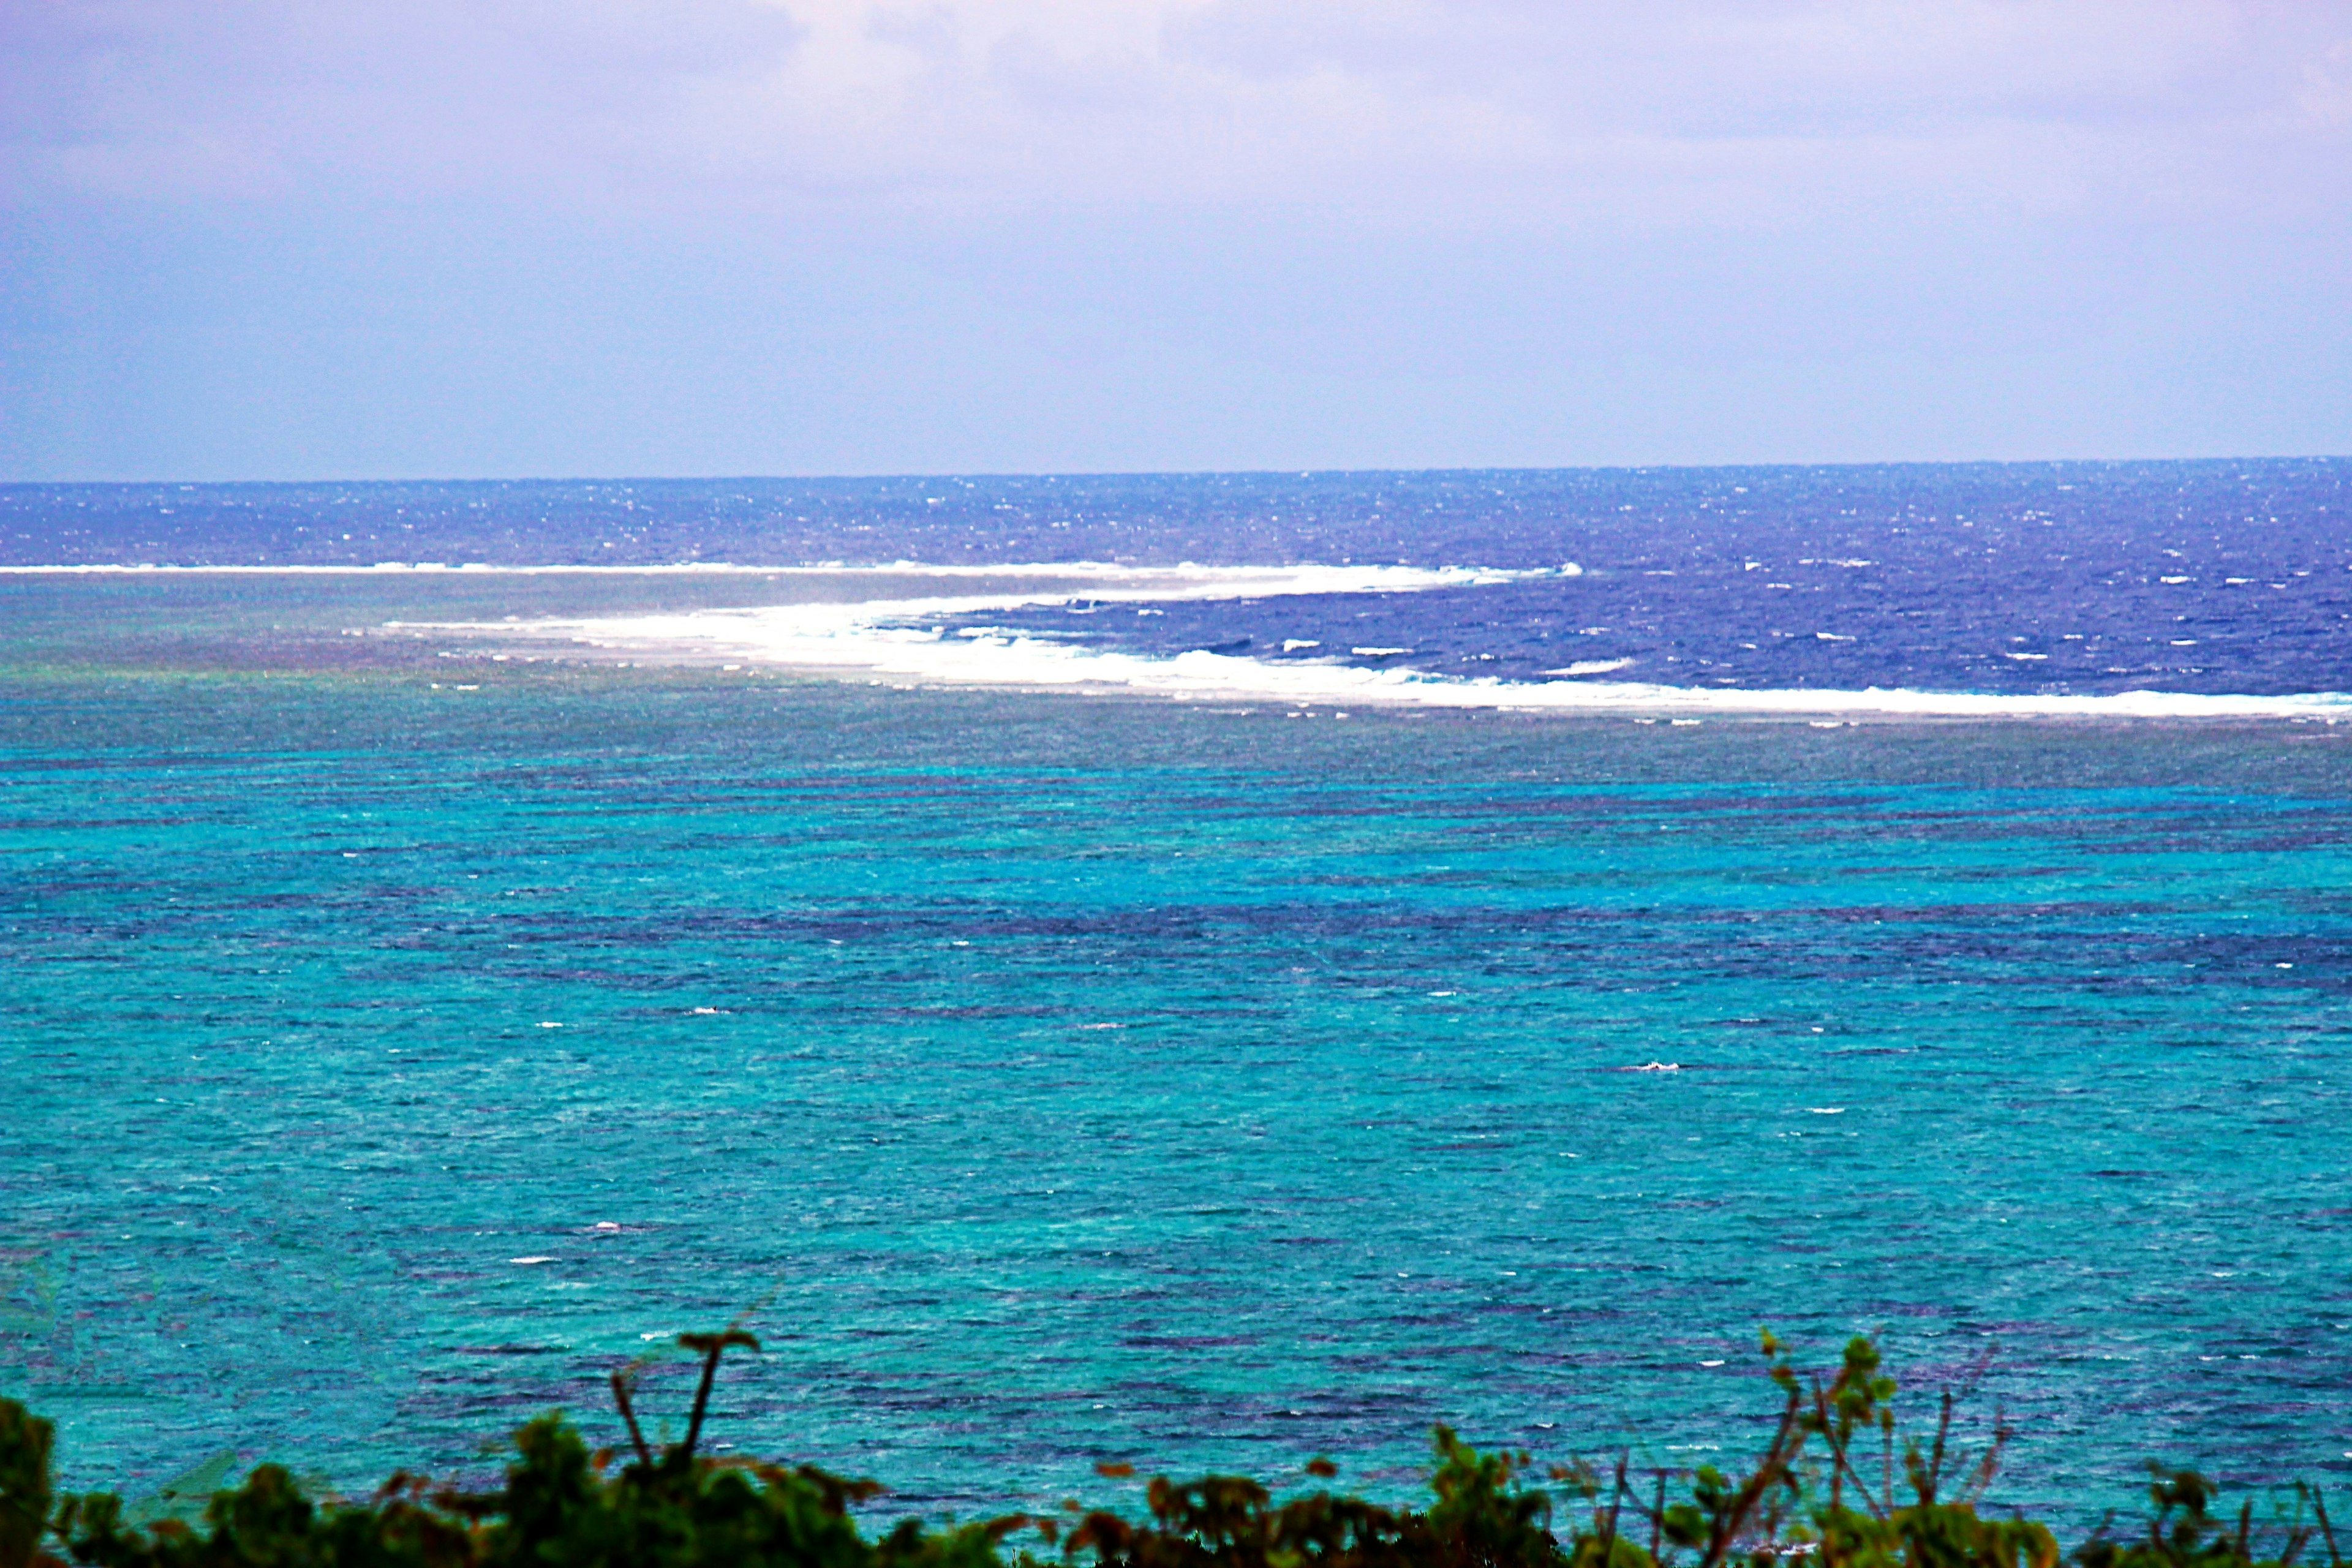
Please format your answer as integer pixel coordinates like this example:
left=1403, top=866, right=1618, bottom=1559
left=396, top=561, right=2352, bottom=723
left=1547, top=659, right=1635, bottom=677
left=0, top=558, right=1556, bottom=586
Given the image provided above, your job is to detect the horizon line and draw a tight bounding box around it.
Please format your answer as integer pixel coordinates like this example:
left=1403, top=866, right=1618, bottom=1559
left=2, top=453, right=2348, bottom=491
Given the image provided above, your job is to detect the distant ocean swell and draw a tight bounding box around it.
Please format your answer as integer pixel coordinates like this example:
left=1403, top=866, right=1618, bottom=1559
left=397, top=562, right=2352, bottom=722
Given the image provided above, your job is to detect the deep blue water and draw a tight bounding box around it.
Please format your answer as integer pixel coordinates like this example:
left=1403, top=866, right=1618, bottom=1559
left=3, top=464, right=2350, bottom=1529
left=7, top=461, right=2351, bottom=696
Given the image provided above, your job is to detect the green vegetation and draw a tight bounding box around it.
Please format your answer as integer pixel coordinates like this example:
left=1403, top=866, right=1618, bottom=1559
left=0, top=1332, right=2337, bottom=1568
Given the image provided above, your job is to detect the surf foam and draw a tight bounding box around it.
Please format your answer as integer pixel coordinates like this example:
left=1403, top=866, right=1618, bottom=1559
left=0, top=560, right=1530, bottom=584
left=396, top=562, right=2352, bottom=722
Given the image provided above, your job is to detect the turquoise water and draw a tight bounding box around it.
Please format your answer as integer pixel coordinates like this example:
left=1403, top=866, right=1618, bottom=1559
left=7, top=618, right=2352, bottom=1519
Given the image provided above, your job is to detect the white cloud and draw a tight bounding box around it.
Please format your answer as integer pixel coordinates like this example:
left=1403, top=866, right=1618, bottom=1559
left=3, top=0, right=2348, bottom=225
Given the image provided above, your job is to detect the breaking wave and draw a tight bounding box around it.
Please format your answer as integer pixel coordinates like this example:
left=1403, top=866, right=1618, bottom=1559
left=395, top=562, right=2352, bottom=722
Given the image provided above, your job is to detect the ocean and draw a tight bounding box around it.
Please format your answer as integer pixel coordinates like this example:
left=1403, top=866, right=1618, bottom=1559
left=3, top=461, right=2350, bottom=1527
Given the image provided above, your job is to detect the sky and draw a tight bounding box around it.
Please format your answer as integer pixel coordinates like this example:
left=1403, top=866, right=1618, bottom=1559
left=2, top=0, right=2350, bottom=480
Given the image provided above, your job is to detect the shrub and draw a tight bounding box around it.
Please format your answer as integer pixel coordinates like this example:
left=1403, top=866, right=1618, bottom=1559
left=0, top=1332, right=2336, bottom=1568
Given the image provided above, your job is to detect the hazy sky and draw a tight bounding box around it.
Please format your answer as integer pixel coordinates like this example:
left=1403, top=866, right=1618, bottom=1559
left=4, top=0, right=2349, bottom=478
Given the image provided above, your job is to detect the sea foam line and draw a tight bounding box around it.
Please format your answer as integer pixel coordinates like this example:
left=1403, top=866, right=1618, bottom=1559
left=0, top=560, right=1550, bottom=586
left=402, top=567, right=2352, bottom=722
left=0, top=561, right=781, bottom=575
left=0, top=560, right=949, bottom=575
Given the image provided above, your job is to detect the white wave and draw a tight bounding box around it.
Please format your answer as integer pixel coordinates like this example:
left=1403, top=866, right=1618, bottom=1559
left=0, top=559, right=1535, bottom=586
left=392, top=563, right=1527, bottom=654
left=0, top=560, right=785, bottom=575
left=388, top=560, right=2352, bottom=722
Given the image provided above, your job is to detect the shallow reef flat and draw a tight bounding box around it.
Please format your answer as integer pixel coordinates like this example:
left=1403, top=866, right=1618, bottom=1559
left=3, top=651, right=2350, bottom=1524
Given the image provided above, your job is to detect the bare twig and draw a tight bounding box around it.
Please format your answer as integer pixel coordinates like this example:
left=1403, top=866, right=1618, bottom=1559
left=1596, top=1455, right=1627, bottom=1567
left=1811, top=1382, right=1887, bottom=1523
left=609, top=1370, right=654, bottom=1469
left=1701, top=1394, right=1809, bottom=1568
left=1959, top=1411, right=2013, bottom=1506
left=676, top=1330, right=761, bottom=1463
left=1926, top=1391, right=1954, bottom=1506
left=682, top=1349, right=722, bottom=1461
